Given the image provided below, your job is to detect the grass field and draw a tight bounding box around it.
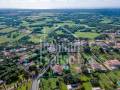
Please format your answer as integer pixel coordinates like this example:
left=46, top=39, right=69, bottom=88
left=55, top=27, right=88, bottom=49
left=17, top=80, right=32, bottom=90
left=59, top=80, right=67, bottom=90
left=56, top=30, right=64, bottom=35
left=0, top=36, right=9, bottom=44
left=41, top=78, right=67, bottom=90
left=0, top=27, right=16, bottom=33
left=80, top=75, right=92, bottom=90
left=41, top=78, right=58, bottom=90
left=99, top=73, right=115, bottom=90
left=29, top=34, right=47, bottom=43
left=57, top=21, right=75, bottom=27
left=100, top=17, right=112, bottom=24
left=80, top=24, right=96, bottom=29
left=83, top=82, right=92, bottom=90
left=74, top=32, right=100, bottom=39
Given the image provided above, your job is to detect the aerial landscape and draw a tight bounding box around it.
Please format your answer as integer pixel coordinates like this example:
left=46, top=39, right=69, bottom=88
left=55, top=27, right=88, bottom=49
left=0, top=0, right=120, bottom=90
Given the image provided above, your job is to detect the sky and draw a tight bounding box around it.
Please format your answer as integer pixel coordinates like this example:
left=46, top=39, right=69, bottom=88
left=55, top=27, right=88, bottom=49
left=0, top=0, right=120, bottom=9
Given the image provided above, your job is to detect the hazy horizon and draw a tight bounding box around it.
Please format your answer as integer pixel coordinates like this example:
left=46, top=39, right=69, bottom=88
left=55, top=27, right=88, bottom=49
left=0, top=0, right=120, bottom=9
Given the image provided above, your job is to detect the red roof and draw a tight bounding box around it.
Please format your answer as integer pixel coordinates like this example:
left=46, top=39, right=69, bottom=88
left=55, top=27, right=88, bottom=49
left=52, top=64, right=63, bottom=74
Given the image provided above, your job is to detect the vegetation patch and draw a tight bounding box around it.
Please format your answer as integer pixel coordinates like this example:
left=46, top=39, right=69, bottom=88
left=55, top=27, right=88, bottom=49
left=74, top=32, right=100, bottom=39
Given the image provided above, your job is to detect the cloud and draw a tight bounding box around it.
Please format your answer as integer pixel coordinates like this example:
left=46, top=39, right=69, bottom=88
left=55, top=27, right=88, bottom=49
left=0, top=0, right=120, bottom=9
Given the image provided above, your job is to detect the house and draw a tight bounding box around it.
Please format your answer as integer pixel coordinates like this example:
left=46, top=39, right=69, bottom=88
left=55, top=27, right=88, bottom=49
left=20, top=29, right=31, bottom=34
left=0, top=80, right=4, bottom=85
left=89, top=59, right=107, bottom=72
left=116, top=30, right=120, bottom=35
left=67, top=85, right=72, bottom=90
left=81, top=40, right=89, bottom=46
left=3, top=50, right=11, bottom=56
left=48, top=45, right=56, bottom=53
left=117, top=88, right=120, bottom=90
left=83, top=67, right=92, bottom=74
left=104, top=60, right=120, bottom=70
left=91, top=63, right=106, bottom=72
left=19, top=54, right=28, bottom=64
left=116, top=41, right=120, bottom=48
left=67, top=83, right=80, bottom=90
left=92, top=87, right=102, bottom=90
left=52, top=64, right=63, bottom=75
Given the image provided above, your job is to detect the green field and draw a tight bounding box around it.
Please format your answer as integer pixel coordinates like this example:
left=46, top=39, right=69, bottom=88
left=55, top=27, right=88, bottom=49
left=41, top=78, right=58, bottom=90
left=0, top=36, right=9, bottom=44
left=29, top=34, right=47, bottom=43
left=74, top=32, right=100, bottom=39
left=41, top=78, right=67, bottom=90
left=17, top=80, right=32, bottom=90
left=100, top=17, right=112, bottom=24
left=80, top=75, right=92, bottom=90
left=0, top=27, right=16, bottom=33
left=56, top=30, right=64, bottom=35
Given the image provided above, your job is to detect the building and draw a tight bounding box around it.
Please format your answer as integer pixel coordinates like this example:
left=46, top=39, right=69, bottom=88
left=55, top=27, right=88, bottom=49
left=52, top=64, right=63, bottom=75
left=116, top=41, right=120, bottom=48
left=92, top=87, right=102, bottom=90
left=104, top=60, right=120, bottom=70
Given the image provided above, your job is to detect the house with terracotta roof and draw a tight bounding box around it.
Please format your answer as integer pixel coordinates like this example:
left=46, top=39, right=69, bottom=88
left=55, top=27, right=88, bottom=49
left=52, top=64, right=63, bottom=75
left=104, top=60, right=120, bottom=70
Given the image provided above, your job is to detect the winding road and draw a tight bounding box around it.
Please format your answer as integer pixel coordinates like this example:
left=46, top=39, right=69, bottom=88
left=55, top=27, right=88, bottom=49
left=31, top=56, right=56, bottom=90
left=31, top=26, right=81, bottom=90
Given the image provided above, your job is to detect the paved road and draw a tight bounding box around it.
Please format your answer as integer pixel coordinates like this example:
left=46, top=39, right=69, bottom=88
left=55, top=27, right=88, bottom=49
left=31, top=56, right=56, bottom=90
left=31, top=79, right=38, bottom=90
left=31, top=27, right=79, bottom=90
left=31, top=26, right=60, bottom=90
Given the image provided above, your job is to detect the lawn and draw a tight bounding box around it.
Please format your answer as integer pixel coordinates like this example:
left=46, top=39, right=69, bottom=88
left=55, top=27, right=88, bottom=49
left=83, top=82, right=92, bottom=90
left=106, top=71, right=119, bottom=83
left=79, top=75, right=92, bottom=90
left=59, top=80, right=67, bottom=90
left=80, top=75, right=90, bottom=82
left=29, top=34, right=47, bottom=43
left=99, top=73, right=114, bottom=90
left=17, top=80, right=32, bottom=90
left=74, top=32, right=100, bottom=39
left=9, top=31, right=29, bottom=42
left=0, top=36, right=9, bottom=44
left=41, top=78, right=58, bottom=90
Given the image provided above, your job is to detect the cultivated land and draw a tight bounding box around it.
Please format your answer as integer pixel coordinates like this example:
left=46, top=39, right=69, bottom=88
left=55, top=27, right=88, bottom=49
left=0, top=9, right=120, bottom=90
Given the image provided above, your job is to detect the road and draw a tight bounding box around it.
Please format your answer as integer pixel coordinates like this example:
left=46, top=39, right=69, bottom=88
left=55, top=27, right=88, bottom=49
left=31, top=79, right=38, bottom=90
left=31, top=27, right=80, bottom=90
left=31, top=25, right=61, bottom=90
left=31, top=56, right=56, bottom=90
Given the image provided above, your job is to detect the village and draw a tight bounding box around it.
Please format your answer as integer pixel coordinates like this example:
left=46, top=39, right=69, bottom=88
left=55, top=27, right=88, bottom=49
left=0, top=29, right=120, bottom=90
left=0, top=9, right=120, bottom=90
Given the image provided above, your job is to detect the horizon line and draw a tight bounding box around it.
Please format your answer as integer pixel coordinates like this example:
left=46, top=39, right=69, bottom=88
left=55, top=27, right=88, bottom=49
left=0, top=7, right=120, bottom=10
